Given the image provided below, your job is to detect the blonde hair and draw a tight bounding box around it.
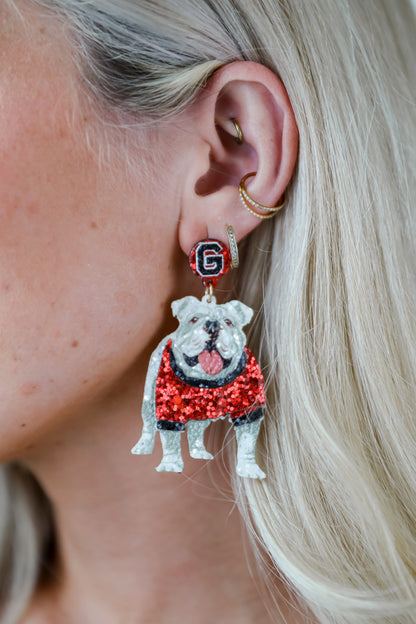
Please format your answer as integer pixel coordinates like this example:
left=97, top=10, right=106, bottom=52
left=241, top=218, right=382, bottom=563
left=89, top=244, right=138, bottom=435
left=2, top=1, right=416, bottom=622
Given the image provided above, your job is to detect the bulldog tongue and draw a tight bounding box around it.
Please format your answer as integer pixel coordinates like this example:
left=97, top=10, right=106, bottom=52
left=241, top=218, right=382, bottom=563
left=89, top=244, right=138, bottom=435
left=198, top=350, right=223, bottom=375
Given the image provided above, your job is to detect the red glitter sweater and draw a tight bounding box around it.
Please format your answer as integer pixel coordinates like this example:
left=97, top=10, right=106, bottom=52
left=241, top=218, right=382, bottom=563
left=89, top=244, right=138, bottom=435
left=156, top=340, right=265, bottom=424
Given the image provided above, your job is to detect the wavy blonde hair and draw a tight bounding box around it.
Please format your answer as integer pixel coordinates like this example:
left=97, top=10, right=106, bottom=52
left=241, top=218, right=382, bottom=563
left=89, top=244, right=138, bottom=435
left=2, top=1, right=416, bottom=622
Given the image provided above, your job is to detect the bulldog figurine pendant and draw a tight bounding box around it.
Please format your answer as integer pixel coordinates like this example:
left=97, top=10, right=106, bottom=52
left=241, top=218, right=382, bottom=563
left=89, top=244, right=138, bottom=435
left=131, top=238, right=266, bottom=479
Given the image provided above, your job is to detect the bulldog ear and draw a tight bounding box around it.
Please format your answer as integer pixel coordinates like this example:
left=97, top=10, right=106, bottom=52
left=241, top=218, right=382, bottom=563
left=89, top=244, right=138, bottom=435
left=222, top=301, right=254, bottom=327
left=171, top=296, right=200, bottom=321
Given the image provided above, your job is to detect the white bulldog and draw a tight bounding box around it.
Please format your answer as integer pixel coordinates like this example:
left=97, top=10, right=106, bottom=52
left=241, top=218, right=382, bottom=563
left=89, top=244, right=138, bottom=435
left=131, top=295, right=266, bottom=479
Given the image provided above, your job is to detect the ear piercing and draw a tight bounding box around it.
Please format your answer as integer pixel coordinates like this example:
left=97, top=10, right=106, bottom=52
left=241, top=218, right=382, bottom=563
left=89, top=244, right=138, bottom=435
left=231, top=119, right=285, bottom=220
left=231, top=118, right=244, bottom=144
left=225, top=225, right=239, bottom=269
left=239, top=172, right=285, bottom=220
left=131, top=231, right=266, bottom=479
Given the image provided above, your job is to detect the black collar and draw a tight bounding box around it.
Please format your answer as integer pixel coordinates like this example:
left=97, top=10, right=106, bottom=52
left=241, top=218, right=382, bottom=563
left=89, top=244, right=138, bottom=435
left=169, top=347, right=247, bottom=389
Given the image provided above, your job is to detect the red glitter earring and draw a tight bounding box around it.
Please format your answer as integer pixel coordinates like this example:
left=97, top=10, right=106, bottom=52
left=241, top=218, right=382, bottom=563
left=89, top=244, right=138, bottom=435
left=131, top=227, right=266, bottom=479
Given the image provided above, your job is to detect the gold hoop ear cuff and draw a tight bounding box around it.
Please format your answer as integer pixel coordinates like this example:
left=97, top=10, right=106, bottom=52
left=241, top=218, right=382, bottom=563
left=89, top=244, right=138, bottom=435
left=239, top=172, right=285, bottom=220
left=231, top=118, right=244, bottom=144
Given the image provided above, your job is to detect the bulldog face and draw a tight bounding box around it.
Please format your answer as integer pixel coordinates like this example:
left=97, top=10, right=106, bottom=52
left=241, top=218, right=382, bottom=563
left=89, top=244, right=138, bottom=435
left=170, top=295, right=253, bottom=381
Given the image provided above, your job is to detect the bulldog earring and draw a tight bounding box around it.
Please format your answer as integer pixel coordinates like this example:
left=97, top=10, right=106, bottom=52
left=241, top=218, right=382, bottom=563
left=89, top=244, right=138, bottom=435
left=131, top=227, right=266, bottom=479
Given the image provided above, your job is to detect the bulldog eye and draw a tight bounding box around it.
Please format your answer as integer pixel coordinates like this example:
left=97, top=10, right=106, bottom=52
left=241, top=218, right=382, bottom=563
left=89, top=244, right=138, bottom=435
left=224, top=319, right=233, bottom=327
left=190, top=317, right=199, bottom=324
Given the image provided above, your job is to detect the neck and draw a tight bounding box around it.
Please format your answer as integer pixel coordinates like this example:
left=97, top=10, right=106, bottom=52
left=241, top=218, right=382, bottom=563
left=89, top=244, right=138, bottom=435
left=22, top=359, right=272, bottom=623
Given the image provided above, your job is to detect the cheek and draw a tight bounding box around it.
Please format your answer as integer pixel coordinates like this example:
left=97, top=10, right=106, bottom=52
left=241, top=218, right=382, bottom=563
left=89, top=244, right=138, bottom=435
left=177, top=326, right=206, bottom=351
left=218, top=329, right=244, bottom=352
left=0, top=242, right=172, bottom=463
left=0, top=18, right=179, bottom=461
left=0, top=109, right=174, bottom=460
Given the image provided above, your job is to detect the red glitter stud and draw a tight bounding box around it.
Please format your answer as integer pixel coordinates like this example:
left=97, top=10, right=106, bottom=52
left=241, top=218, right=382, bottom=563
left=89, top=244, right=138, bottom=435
left=189, top=239, right=231, bottom=288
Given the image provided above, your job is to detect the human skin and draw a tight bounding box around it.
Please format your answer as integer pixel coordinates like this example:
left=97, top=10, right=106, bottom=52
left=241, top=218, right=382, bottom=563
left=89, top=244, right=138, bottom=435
left=1, top=2, right=302, bottom=622
left=0, top=3, right=184, bottom=461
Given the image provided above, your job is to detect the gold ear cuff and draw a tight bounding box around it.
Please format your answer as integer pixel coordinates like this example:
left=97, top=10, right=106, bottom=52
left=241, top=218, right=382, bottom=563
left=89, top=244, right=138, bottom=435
left=239, top=172, right=285, bottom=220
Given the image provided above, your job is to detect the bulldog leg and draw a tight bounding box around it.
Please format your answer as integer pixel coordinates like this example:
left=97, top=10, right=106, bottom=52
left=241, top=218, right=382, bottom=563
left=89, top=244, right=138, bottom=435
left=131, top=431, right=155, bottom=455
left=156, top=430, right=184, bottom=473
left=187, top=420, right=213, bottom=460
left=235, top=419, right=266, bottom=480
left=131, top=401, right=156, bottom=455
left=132, top=336, right=171, bottom=456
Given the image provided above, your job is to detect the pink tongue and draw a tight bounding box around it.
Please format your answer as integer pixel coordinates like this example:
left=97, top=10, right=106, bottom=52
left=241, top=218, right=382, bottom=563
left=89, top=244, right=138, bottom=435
left=198, top=350, right=223, bottom=375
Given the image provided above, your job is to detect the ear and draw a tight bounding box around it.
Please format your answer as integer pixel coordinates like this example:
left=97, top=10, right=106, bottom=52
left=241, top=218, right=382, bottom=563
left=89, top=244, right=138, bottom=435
left=176, top=61, right=299, bottom=254
left=171, top=296, right=200, bottom=320
left=222, top=300, right=254, bottom=327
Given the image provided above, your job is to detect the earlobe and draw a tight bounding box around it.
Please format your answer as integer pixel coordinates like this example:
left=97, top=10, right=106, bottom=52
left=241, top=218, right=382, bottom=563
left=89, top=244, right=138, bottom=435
left=177, top=61, right=299, bottom=254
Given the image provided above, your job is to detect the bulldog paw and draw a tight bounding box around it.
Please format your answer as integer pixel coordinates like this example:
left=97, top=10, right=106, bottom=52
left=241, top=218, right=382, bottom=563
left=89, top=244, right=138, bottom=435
left=237, top=462, right=266, bottom=480
left=156, top=458, right=184, bottom=473
left=190, top=448, right=214, bottom=460
left=131, top=434, right=154, bottom=455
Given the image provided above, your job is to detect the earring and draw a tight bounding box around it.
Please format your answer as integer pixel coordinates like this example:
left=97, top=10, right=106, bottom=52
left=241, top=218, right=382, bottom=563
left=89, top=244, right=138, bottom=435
left=239, top=172, right=285, bottom=219
left=131, top=229, right=266, bottom=479
left=225, top=224, right=239, bottom=269
left=231, top=118, right=244, bottom=144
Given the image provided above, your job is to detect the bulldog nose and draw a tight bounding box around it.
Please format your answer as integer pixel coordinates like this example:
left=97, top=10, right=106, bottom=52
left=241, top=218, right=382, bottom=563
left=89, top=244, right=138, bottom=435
left=204, top=320, right=219, bottom=334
